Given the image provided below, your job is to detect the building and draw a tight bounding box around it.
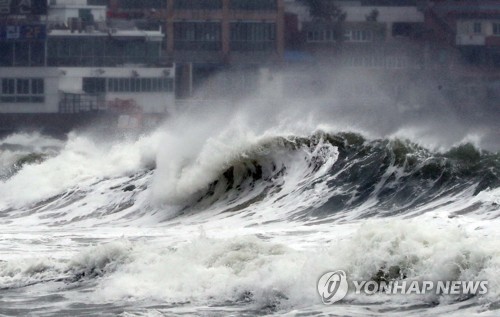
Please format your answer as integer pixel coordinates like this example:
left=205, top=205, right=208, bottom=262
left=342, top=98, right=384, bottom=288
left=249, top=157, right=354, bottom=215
left=0, top=0, right=175, bottom=134
left=107, top=0, right=285, bottom=97
left=421, top=0, right=500, bottom=115
left=301, top=3, right=425, bottom=69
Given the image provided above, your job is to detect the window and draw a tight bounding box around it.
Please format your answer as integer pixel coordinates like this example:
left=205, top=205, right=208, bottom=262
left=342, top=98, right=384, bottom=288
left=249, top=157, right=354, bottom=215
left=392, top=23, right=413, bottom=37
left=118, top=0, right=164, bottom=9
left=130, top=78, right=141, bottom=92
left=308, top=30, right=323, bottom=42
left=0, top=41, right=45, bottom=67
left=16, top=79, right=30, bottom=94
left=107, top=78, right=173, bottom=93
left=230, top=22, right=276, bottom=51
left=88, top=0, right=108, bottom=5
left=1, top=79, right=15, bottom=94
left=48, top=37, right=159, bottom=67
left=307, top=28, right=337, bottom=43
left=174, top=22, right=222, bottom=50
left=141, top=78, right=152, bottom=91
left=345, top=30, right=372, bottom=42
left=325, top=30, right=335, bottom=41
left=493, top=23, right=500, bottom=35
left=30, top=42, right=45, bottom=66
left=0, top=78, right=44, bottom=103
left=0, top=42, right=14, bottom=66
left=473, top=22, right=482, bottom=34
left=174, top=0, right=222, bottom=10
left=14, top=42, right=30, bottom=66
left=31, top=79, right=44, bottom=102
left=83, top=78, right=106, bottom=93
left=1, top=79, right=16, bottom=102
left=230, top=0, right=276, bottom=10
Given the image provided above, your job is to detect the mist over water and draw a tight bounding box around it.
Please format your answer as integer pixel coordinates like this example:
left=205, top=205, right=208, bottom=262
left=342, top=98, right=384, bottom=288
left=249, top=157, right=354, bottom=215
left=189, top=66, right=499, bottom=150
left=0, top=68, right=499, bottom=316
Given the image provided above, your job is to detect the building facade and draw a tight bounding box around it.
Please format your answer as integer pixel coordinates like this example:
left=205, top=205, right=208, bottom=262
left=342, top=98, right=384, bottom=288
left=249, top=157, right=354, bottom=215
left=0, top=0, right=175, bottom=129
left=302, top=4, right=425, bottom=69
left=106, top=0, right=285, bottom=97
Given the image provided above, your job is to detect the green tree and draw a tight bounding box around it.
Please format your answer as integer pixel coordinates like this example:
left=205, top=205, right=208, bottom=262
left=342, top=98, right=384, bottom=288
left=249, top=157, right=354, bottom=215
left=365, top=8, right=379, bottom=22
left=298, top=0, right=346, bottom=22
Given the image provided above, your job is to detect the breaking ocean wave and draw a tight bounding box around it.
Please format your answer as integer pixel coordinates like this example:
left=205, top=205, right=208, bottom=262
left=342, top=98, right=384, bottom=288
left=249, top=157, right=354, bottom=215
left=0, top=121, right=499, bottom=316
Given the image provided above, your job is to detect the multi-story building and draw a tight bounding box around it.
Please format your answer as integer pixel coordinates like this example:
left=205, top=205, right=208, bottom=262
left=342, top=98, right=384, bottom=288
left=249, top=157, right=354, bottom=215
left=301, top=3, right=425, bottom=69
left=0, top=0, right=175, bottom=133
left=107, top=0, right=285, bottom=97
left=421, top=0, right=500, bottom=115
left=281, top=1, right=428, bottom=110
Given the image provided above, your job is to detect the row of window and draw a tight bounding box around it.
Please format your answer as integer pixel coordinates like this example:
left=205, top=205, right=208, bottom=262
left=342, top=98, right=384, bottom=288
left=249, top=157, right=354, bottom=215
left=88, top=0, right=277, bottom=10
left=0, top=41, right=45, bottom=67
left=47, top=38, right=161, bottom=67
left=469, top=22, right=500, bottom=35
left=174, top=0, right=222, bottom=10
left=230, top=23, right=276, bottom=51
left=0, top=78, right=45, bottom=103
left=118, top=0, right=164, bottom=9
left=345, top=30, right=373, bottom=42
left=342, top=55, right=413, bottom=69
left=174, top=22, right=221, bottom=50
left=82, top=77, right=174, bottom=94
left=172, top=22, right=277, bottom=51
left=229, top=0, right=277, bottom=10
left=307, top=30, right=373, bottom=43
left=307, top=29, right=338, bottom=42
left=108, top=77, right=174, bottom=93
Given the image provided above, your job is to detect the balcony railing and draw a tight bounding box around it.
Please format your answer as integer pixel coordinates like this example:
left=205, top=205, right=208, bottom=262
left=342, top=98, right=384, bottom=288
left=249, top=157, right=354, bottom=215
left=456, top=34, right=486, bottom=46
left=174, top=40, right=222, bottom=51
left=59, top=92, right=106, bottom=113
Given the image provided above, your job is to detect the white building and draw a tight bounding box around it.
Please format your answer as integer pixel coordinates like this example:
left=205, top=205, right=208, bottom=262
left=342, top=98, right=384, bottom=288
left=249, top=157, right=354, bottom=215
left=456, top=19, right=500, bottom=46
left=0, top=0, right=175, bottom=119
left=338, top=5, right=424, bottom=42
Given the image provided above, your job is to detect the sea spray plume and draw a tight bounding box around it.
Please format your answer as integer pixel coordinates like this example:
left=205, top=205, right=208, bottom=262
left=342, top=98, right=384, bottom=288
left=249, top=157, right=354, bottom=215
left=0, top=66, right=498, bottom=224
left=149, top=98, right=342, bottom=208
left=150, top=107, right=290, bottom=206
left=0, top=131, right=160, bottom=210
left=191, top=66, right=499, bottom=151
left=151, top=117, right=498, bottom=221
left=0, top=132, right=63, bottom=180
left=0, top=127, right=497, bottom=226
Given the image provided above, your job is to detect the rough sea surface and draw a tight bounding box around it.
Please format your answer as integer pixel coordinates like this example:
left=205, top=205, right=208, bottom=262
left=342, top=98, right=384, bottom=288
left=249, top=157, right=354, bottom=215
left=0, top=112, right=499, bottom=316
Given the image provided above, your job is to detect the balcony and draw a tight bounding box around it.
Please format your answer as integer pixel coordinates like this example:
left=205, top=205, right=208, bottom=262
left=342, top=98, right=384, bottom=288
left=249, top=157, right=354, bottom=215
left=456, top=34, right=485, bottom=46
left=59, top=92, right=106, bottom=113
